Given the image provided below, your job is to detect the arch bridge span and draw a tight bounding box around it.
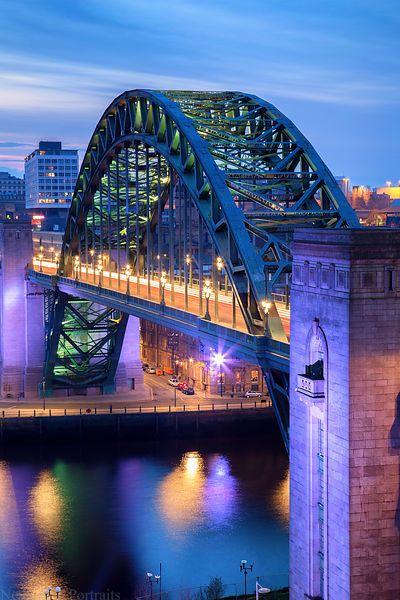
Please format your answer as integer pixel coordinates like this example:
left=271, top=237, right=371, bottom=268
left=29, top=90, right=359, bottom=447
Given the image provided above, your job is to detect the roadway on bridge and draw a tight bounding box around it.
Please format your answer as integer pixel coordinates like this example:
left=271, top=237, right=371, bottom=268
left=35, top=260, right=290, bottom=337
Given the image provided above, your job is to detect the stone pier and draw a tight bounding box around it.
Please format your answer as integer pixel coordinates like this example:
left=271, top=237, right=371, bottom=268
left=290, top=229, right=400, bottom=599
left=0, top=221, right=44, bottom=398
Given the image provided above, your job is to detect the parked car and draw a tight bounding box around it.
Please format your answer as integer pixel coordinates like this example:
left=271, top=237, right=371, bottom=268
left=168, top=377, right=179, bottom=387
left=146, top=367, right=156, bottom=374
left=177, top=381, right=189, bottom=391
left=142, top=362, right=149, bottom=371
left=182, top=387, right=195, bottom=395
left=244, top=390, right=262, bottom=398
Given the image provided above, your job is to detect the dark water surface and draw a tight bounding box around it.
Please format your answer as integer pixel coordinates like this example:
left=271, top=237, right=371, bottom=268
left=0, top=434, right=288, bottom=599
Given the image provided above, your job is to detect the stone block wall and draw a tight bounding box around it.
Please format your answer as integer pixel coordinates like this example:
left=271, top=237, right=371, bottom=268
left=290, top=229, right=400, bottom=599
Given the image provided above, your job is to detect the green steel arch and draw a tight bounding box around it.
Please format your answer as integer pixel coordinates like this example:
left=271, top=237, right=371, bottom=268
left=60, top=90, right=358, bottom=338
left=41, top=90, right=358, bottom=443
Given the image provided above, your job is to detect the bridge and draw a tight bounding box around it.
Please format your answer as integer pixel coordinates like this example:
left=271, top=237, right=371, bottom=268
left=23, top=90, right=359, bottom=448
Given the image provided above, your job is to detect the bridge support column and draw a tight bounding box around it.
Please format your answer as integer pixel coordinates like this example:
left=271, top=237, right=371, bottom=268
left=0, top=222, right=44, bottom=399
left=115, top=315, right=144, bottom=392
left=290, top=229, right=400, bottom=599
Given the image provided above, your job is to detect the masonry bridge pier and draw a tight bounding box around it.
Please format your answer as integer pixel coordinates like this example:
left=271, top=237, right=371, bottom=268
left=1, top=90, right=399, bottom=598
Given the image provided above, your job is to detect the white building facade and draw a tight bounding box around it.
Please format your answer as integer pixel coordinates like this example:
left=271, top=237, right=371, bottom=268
left=25, top=141, right=78, bottom=210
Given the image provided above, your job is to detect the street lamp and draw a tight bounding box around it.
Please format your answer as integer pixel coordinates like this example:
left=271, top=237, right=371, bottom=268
left=240, top=559, right=253, bottom=600
left=185, top=254, right=191, bottom=311
left=215, top=256, right=223, bottom=321
left=96, top=262, right=103, bottom=287
left=146, top=572, right=160, bottom=600
left=50, top=246, right=54, bottom=264
left=204, top=279, right=212, bottom=321
left=160, top=270, right=167, bottom=306
left=213, top=352, right=225, bottom=397
left=124, top=264, right=132, bottom=295
left=89, top=248, right=95, bottom=271
left=38, top=252, right=43, bottom=273
left=54, top=252, right=60, bottom=271
left=44, top=586, right=61, bottom=599
left=261, top=300, right=271, bottom=336
left=74, top=256, right=80, bottom=281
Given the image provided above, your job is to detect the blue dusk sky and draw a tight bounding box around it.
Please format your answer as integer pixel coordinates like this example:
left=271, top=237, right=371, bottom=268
left=0, top=0, right=398, bottom=187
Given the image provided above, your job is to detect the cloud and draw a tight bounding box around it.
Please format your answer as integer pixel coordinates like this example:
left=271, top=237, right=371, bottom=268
left=0, top=142, right=34, bottom=148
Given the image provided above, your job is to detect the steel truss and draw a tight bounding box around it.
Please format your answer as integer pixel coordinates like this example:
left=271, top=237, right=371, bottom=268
left=44, top=90, right=358, bottom=441
left=43, top=289, right=127, bottom=392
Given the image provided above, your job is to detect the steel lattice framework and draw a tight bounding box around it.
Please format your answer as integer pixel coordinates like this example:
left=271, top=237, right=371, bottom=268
left=40, top=90, right=358, bottom=443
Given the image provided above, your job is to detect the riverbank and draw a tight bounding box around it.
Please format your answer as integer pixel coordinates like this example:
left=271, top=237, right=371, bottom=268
left=0, top=405, right=276, bottom=444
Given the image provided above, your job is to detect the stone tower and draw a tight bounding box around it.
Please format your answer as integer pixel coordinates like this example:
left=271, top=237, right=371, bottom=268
left=0, top=220, right=44, bottom=398
left=290, top=229, right=400, bottom=599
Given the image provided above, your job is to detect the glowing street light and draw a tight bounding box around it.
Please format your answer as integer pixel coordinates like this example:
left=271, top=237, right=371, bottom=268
left=212, top=351, right=225, bottom=397
left=74, top=256, right=80, bottom=281
left=38, top=252, right=43, bottom=273
left=89, top=248, right=95, bottom=271
left=240, top=560, right=253, bottom=600
left=44, top=586, right=61, bottom=599
left=261, top=300, right=271, bottom=336
left=215, top=257, right=223, bottom=321
left=96, top=262, right=103, bottom=287
left=124, top=264, right=132, bottom=295
left=146, top=572, right=160, bottom=600
left=160, top=270, right=167, bottom=306
left=204, top=279, right=212, bottom=321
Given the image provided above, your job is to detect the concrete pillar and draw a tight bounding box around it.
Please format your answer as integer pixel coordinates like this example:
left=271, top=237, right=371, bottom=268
left=115, top=315, right=144, bottom=391
left=0, top=221, right=44, bottom=399
left=290, top=229, right=400, bottom=599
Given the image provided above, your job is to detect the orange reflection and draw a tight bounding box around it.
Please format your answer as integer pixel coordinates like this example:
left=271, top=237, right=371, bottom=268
left=271, top=468, right=289, bottom=527
left=29, top=470, right=64, bottom=545
left=158, top=451, right=206, bottom=531
left=18, top=558, right=65, bottom=600
left=0, top=461, right=21, bottom=548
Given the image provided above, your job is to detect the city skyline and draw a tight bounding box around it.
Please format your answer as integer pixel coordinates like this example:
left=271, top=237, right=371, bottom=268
left=0, top=0, right=399, bottom=187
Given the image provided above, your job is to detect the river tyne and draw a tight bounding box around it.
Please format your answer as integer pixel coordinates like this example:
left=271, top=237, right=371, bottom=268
left=0, top=432, right=288, bottom=600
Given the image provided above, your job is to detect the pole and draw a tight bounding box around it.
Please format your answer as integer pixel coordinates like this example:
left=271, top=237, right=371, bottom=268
left=244, top=571, right=247, bottom=600
left=159, top=563, right=162, bottom=600
left=220, top=364, right=223, bottom=397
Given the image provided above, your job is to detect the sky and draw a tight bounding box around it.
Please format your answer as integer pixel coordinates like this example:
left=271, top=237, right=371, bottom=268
left=0, top=0, right=399, bottom=187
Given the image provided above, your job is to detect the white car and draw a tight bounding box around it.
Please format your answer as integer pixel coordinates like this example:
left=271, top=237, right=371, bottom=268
left=146, top=367, right=156, bottom=374
left=168, top=378, right=179, bottom=387
left=244, top=390, right=262, bottom=398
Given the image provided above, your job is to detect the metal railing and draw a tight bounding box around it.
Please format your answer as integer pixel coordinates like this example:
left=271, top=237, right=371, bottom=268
left=0, top=400, right=273, bottom=419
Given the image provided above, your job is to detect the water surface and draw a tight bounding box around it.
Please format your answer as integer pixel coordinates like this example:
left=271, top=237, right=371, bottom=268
left=0, top=435, right=288, bottom=599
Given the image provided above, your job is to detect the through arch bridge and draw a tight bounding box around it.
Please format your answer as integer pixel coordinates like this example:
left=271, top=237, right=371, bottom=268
left=28, top=90, right=359, bottom=448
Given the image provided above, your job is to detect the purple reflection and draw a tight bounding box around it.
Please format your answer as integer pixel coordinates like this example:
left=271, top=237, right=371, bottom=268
left=204, top=456, right=238, bottom=527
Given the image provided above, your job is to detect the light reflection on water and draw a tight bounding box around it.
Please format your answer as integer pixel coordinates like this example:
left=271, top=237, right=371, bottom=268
left=0, top=437, right=288, bottom=599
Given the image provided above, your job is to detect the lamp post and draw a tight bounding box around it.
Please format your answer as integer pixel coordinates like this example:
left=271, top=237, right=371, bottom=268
left=240, top=559, right=253, bottom=600
left=38, top=252, right=43, bottom=273
left=54, top=252, right=59, bottom=272
left=124, top=264, right=132, bottom=295
left=261, top=300, right=271, bottom=336
left=146, top=572, right=160, bottom=600
left=215, top=256, right=223, bottom=322
left=74, top=256, right=80, bottom=281
left=96, top=262, right=103, bottom=288
left=204, top=279, right=212, bottom=321
left=185, top=254, right=191, bottom=311
left=50, top=246, right=54, bottom=265
left=89, top=248, right=95, bottom=272
left=44, top=586, right=61, bottom=599
left=213, top=352, right=225, bottom=397
left=160, top=271, right=167, bottom=307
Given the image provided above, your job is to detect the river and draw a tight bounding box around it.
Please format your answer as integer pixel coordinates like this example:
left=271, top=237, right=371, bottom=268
left=0, top=433, right=288, bottom=600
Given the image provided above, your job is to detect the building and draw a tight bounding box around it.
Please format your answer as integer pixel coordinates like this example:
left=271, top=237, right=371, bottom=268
left=335, top=176, right=350, bottom=201
left=24, top=141, right=79, bottom=230
left=376, top=182, right=400, bottom=201
left=140, top=321, right=266, bottom=396
left=0, top=171, right=25, bottom=218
